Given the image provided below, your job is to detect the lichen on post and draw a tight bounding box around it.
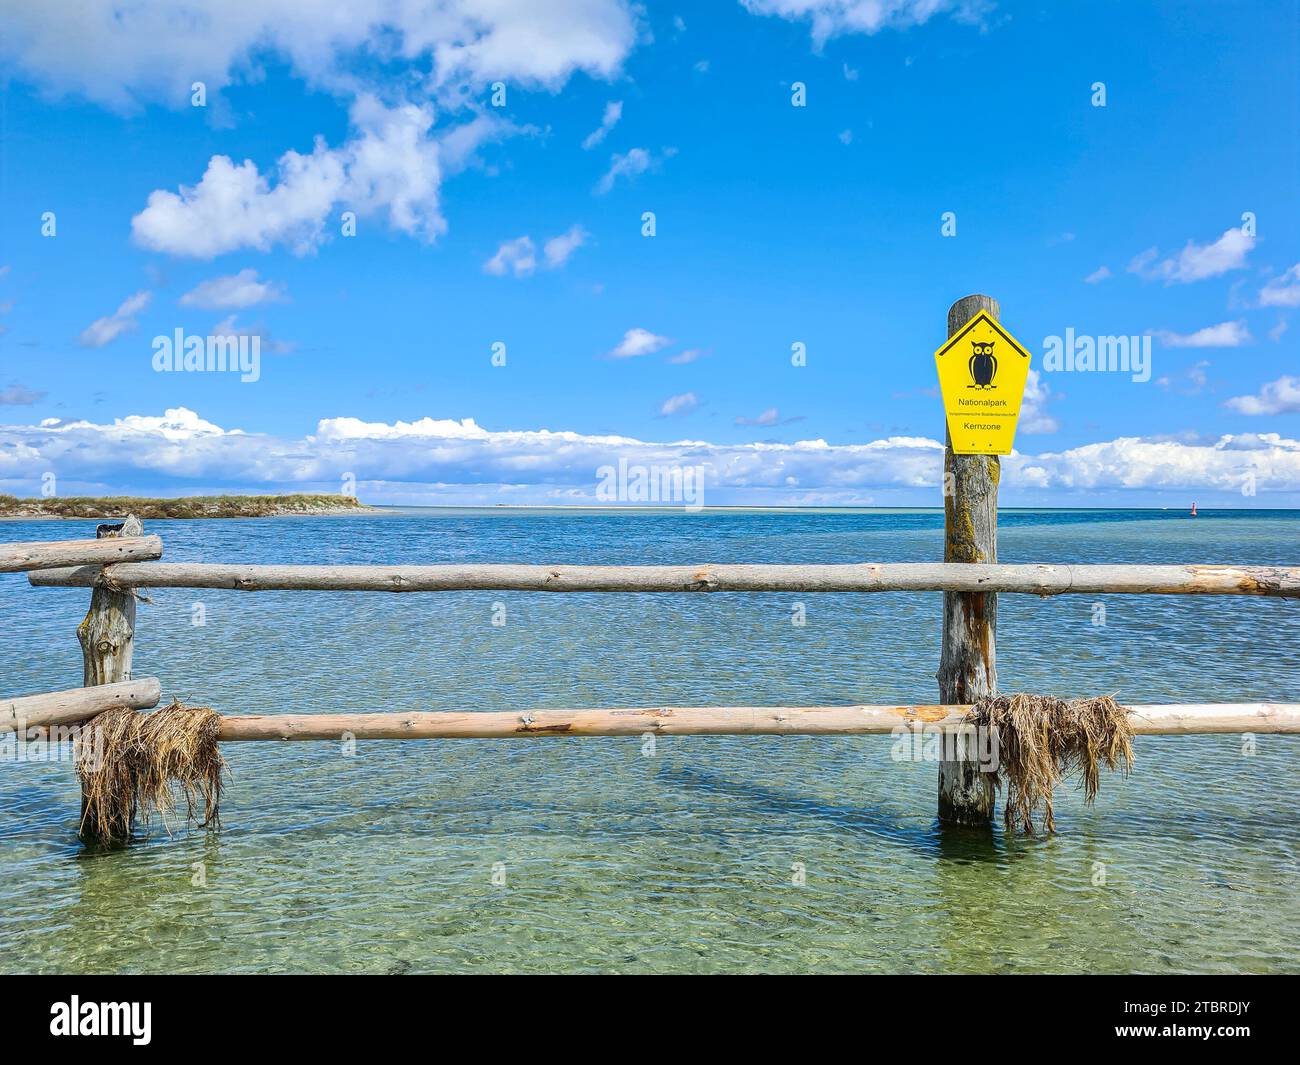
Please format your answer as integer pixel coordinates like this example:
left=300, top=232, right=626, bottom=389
left=937, top=296, right=1000, bottom=827
left=77, top=514, right=143, bottom=845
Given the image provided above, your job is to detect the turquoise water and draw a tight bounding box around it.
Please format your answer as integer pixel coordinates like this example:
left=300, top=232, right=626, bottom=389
left=1, top=508, right=1297, bottom=973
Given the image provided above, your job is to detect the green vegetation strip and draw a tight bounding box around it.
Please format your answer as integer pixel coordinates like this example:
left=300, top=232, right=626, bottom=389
left=0, top=494, right=367, bottom=519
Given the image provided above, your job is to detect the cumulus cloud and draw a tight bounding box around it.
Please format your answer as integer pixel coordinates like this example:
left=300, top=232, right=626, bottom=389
left=659, top=392, right=699, bottom=417
left=543, top=224, right=588, bottom=268
left=0, top=1, right=640, bottom=111
left=1128, top=226, right=1254, bottom=284
left=179, top=268, right=285, bottom=308
left=1155, top=320, right=1251, bottom=349
left=484, top=225, right=587, bottom=276
left=667, top=348, right=707, bottom=364
left=483, top=236, right=538, bottom=277
left=1018, top=369, right=1059, bottom=434
left=736, top=407, right=782, bottom=427
left=734, top=408, right=806, bottom=428
left=132, top=95, right=511, bottom=257
left=595, top=147, right=675, bottom=194
left=78, top=290, right=152, bottom=347
left=1225, top=376, right=1300, bottom=416
left=741, top=0, right=979, bottom=47
left=1156, top=360, right=1210, bottom=395
left=12, top=6, right=639, bottom=257
left=1083, top=265, right=1111, bottom=284
left=212, top=314, right=296, bottom=354
left=581, top=101, right=623, bottom=149
left=607, top=328, right=671, bottom=359
left=5, top=406, right=1300, bottom=503
left=1259, top=264, right=1300, bottom=308
left=0, top=384, right=45, bottom=405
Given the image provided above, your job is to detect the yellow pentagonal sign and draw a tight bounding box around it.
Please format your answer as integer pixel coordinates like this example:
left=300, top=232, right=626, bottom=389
left=934, top=311, right=1031, bottom=455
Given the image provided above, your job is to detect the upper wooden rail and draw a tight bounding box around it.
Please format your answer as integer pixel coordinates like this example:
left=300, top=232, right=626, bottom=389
left=0, top=535, right=162, bottom=573
left=27, top=560, right=1300, bottom=596
left=1, top=677, right=161, bottom=731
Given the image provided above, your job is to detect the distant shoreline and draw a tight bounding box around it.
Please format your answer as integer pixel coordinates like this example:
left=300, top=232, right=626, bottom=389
left=1, top=497, right=1294, bottom=520
left=0, top=494, right=370, bottom=520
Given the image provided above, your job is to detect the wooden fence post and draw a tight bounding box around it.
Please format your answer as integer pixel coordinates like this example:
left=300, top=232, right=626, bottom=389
left=938, top=296, right=999, bottom=826
left=77, top=514, right=143, bottom=844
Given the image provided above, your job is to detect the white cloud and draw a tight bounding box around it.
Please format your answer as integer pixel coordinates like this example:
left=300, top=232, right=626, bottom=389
left=1225, top=377, right=1300, bottom=416
left=1156, top=360, right=1210, bottom=395
left=741, top=0, right=977, bottom=47
left=1083, top=265, right=1111, bottom=284
left=595, top=147, right=669, bottom=194
left=484, top=225, right=587, bottom=276
left=9, top=7, right=639, bottom=257
left=659, top=392, right=698, bottom=416
left=581, top=101, right=623, bottom=150
left=543, top=224, right=588, bottom=268
left=667, top=348, right=707, bottom=364
left=483, top=236, right=538, bottom=277
left=212, top=314, right=295, bottom=354
left=133, top=95, right=509, bottom=257
left=1260, top=264, right=1300, bottom=308
left=607, top=328, right=671, bottom=359
left=78, top=290, right=152, bottom=347
left=736, top=407, right=782, bottom=427
left=179, top=268, right=285, bottom=308
left=1155, top=320, right=1251, bottom=348
left=1128, top=226, right=1254, bottom=284
left=838, top=129, right=853, bottom=145
left=6, top=406, right=1300, bottom=503
left=0, top=1, right=640, bottom=111
left=0, top=385, right=45, bottom=405
left=1018, top=368, right=1058, bottom=434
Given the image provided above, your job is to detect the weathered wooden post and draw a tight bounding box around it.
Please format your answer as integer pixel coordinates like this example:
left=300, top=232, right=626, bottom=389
left=938, top=295, right=999, bottom=826
left=77, top=514, right=143, bottom=844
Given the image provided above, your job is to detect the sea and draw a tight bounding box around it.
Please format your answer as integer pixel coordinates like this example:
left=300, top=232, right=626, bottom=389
left=1, top=507, right=1297, bottom=974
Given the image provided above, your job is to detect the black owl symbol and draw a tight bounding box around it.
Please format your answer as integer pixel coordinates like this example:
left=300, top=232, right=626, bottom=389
left=968, top=340, right=997, bottom=388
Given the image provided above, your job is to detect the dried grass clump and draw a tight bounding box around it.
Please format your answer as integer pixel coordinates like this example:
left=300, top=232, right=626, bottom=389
left=77, top=700, right=225, bottom=843
left=965, top=693, right=1134, bottom=834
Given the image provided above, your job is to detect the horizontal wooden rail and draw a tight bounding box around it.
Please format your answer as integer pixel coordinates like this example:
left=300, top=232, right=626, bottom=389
left=216, top=702, right=1300, bottom=740
left=1, top=677, right=161, bottom=731
left=0, top=535, right=162, bottom=574
left=28, top=561, right=1300, bottom=596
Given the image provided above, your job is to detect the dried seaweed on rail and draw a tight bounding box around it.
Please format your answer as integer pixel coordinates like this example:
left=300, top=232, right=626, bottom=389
left=77, top=700, right=225, bottom=843
left=965, top=693, right=1134, bottom=833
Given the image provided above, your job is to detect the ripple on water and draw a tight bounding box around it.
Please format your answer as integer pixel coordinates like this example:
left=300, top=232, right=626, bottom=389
left=1, top=510, right=1297, bottom=973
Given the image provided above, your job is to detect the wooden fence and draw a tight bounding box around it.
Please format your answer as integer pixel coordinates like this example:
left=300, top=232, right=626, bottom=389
left=3, top=296, right=1298, bottom=844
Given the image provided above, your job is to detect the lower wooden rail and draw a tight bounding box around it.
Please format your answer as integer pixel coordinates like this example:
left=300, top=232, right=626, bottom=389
left=215, top=702, right=1300, bottom=739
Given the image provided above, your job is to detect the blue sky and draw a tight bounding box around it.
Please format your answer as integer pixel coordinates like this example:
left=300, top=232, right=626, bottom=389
left=1, top=0, right=1297, bottom=505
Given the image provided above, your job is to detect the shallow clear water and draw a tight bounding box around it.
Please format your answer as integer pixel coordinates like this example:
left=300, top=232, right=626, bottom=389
left=1, top=508, right=1297, bottom=974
